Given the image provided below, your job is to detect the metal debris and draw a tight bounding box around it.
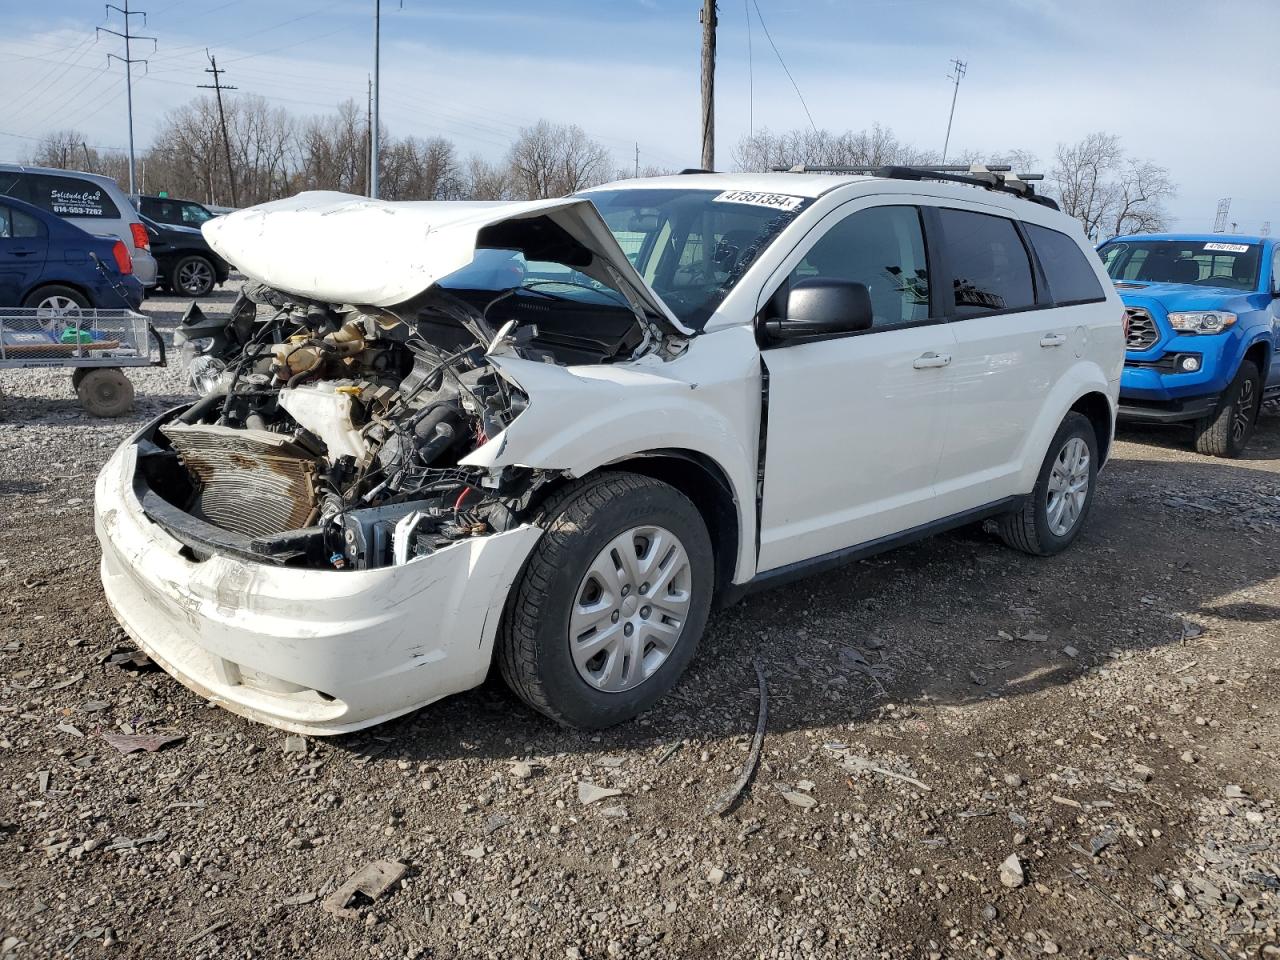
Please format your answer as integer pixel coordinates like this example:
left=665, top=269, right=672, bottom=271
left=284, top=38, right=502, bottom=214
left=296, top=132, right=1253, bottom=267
left=100, top=731, right=185, bottom=754
left=705, top=659, right=768, bottom=818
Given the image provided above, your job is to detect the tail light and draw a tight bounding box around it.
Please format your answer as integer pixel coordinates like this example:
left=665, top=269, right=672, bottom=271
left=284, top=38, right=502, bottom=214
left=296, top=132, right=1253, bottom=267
left=111, top=240, right=133, bottom=275
left=1120, top=309, right=1130, bottom=340
left=130, top=221, right=150, bottom=251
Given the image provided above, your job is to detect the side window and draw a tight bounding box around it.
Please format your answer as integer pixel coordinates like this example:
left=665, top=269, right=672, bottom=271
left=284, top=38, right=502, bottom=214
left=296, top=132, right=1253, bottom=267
left=0, top=205, right=10, bottom=239
left=11, top=209, right=42, bottom=239
left=0, top=173, right=34, bottom=205
left=937, top=208, right=1036, bottom=316
left=28, top=175, right=120, bottom=219
left=787, top=205, right=931, bottom=327
left=180, top=203, right=211, bottom=224
left=1025, top=223, right=1105, bottom=304
left=1273, top=248, right=1279, bottom=292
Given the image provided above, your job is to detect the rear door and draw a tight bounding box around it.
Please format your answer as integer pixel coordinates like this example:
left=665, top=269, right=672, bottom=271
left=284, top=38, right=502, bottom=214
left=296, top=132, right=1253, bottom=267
left=929, top=205, right=1069, bottom=516
left=757, top=200, right=957, bottom=572
left=0, top=204, right=49, bottom=304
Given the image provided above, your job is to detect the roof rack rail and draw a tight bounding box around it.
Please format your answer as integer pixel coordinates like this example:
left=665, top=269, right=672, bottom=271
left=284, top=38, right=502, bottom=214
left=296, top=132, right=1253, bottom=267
left=770, top=162, right=1060, bottom=211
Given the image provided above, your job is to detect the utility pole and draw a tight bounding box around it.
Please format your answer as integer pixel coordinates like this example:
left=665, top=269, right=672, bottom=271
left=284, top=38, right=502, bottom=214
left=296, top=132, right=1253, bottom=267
left=372, top=0, right=382, bottom=198
left=941, top=58, right=966, bottom=164
left=700, top=0, right=717, bottom=171
left=98, top=1, right=155, bottom=195
left=1263, top=221, right=1272, bottom=238
left=635, top=143, right=640, bottom=178
left=366, top=75, right=373, bottom=197
left=198, top=50, right=238, bottom=208
left=81, top=141, right=94, bottom=173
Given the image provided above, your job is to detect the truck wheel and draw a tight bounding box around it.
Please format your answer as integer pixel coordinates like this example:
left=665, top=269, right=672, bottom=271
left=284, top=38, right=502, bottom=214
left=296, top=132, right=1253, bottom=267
left=996, top=412, right=1098, bottom=557
left=1193, top=360, right=1260, bottom=458
left=497, top=471, right=714, bottom=729
left=77, top=368, right=135, bottom=418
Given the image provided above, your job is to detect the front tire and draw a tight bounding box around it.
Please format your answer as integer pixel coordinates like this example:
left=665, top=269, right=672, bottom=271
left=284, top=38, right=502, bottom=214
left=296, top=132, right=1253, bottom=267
left=497, top=472, right=714, bottom=729
left=997, top=412, right=1098, bottom=557
left=1193, top=360, right=1260, bottom=458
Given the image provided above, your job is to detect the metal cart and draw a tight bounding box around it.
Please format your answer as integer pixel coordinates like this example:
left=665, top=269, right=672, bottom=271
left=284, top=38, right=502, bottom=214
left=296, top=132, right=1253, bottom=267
left=0, top=308, right=166, bottom=417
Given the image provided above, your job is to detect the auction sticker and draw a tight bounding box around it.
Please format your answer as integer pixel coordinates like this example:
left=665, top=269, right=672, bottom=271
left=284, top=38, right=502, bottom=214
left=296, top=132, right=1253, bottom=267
left=713, top=190, right=804, bottom=211
left=1204, top=242, right=1250, bottom=253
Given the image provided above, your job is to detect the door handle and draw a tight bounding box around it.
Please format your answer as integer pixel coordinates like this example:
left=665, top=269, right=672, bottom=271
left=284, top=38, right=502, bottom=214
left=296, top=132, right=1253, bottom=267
left=1040, top=333, right=1067, bottom=347
left=8, top=247, right=37, bottom=257
left=912, top=352, right=952, bottom=369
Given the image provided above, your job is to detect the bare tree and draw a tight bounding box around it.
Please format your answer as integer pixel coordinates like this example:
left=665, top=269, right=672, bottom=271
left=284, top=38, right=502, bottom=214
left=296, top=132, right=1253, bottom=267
left=380, top=135, right=463, bottom=200
left=507, top=120, right=612, bottom=199
left=1050, top=132, right=1173, bottom=240
left=462, top=154, right=512, bottom=201
left=733, top=124, right=938, bottom=172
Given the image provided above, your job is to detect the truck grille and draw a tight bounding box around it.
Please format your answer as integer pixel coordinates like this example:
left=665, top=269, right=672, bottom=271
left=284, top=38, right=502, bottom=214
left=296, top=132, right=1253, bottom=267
left=1125, top=307, right=1158, bottom=351
left=160, top=423, right=318, bottom=538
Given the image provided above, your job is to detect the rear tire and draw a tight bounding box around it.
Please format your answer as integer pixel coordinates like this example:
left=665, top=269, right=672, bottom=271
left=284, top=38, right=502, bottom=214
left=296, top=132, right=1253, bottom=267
left=170, top=255, right=216, bottom=297
left=21, top=285, right=89, bottom=332
left=997, top=412, right=1098, bottom=557
left=497, top=471, right=714, bottom=729
left=77, top=368, right=134, bottom=418
left=1193, top=360, right=1260, bottom=458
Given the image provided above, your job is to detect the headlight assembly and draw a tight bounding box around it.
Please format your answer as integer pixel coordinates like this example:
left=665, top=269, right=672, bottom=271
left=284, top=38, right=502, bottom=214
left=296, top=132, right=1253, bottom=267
left=1167, top=311, right=1236, bottom=335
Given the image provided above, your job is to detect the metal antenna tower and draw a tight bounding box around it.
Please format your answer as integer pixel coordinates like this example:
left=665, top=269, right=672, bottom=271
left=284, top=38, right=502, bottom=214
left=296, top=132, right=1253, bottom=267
left=1261, top=221, right=1271, bottom=238
left=198, top=50, right=238, bottom=207
left=941, top=58, right=966, bottom=164
left=97, top=1, right=155, bottom=194
left=1213, top=198, right=1232, bottom=233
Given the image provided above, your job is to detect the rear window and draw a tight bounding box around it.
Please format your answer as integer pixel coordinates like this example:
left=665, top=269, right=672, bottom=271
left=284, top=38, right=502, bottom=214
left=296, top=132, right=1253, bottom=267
left=1098, top=239, right=1262, bottom=291
left=937, top=208, right=1036, bottom=316
left=1025, top=223, right=1105, bottom=304
left=24, top=174, right=120, bottom=219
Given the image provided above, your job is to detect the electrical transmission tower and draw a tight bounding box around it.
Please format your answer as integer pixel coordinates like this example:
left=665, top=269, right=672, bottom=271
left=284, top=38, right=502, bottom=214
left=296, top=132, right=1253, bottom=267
left=941, top=58, right=966, bottom=164
left=198, top=51, right=238, bottom=207
left=1261, top=222, right=1271, bottom=238
left=1213, top=198, right=1232, bottom=233
left=97, top=1, right=155, bottom=195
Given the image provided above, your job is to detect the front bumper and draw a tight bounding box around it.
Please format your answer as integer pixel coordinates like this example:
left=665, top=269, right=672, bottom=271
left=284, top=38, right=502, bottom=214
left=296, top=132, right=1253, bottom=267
left=94, top=439, right=542, bottom=735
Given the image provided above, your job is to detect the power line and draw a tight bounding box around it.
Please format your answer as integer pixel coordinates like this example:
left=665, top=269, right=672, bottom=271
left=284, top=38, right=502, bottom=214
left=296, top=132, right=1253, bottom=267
left=97, top=1, right=156, bottom=193
left=750, top=0, right=816, bottom=134
left=941, top=58, right=966, bottom=164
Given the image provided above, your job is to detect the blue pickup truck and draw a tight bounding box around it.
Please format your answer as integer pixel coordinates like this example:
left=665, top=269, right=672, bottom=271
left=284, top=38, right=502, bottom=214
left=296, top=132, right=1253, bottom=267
left=1098, top=234, right=1280, bottom=457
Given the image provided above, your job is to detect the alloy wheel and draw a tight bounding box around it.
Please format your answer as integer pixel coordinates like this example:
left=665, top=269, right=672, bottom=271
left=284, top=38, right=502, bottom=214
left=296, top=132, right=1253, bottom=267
left=568, top=525, right=693, bottom=693
left=35, top=295, right=83, bottom=332
left=177, top=259, right=214, bottom=296
left=1232, top=377, right=1256, bottom=443
left=1045, top=436, right=1090, bottom=537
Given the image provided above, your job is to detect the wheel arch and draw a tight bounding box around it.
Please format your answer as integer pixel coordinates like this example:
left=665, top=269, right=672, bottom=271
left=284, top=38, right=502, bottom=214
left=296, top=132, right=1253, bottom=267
left=1068, top=391, right=1115, bottom=466
left=23, top=279, right=93, bottom=308
left=1242, top=336, right=1270, bottom=378
left=528, top=449, right=743, bottom=603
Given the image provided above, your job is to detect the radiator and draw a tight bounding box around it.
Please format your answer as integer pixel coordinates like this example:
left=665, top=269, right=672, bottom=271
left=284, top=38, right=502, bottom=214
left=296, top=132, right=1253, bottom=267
left=160, top=423, right=318, bottom=538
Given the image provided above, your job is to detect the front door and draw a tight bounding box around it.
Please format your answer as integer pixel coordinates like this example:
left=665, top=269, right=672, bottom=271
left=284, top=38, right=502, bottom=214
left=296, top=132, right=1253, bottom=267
left=757, top=202, right=956, bottom=572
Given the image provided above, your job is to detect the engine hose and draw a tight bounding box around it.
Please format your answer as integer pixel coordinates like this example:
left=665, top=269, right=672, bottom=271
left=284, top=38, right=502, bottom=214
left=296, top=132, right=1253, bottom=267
left=177, top=390, right=225, bottom=425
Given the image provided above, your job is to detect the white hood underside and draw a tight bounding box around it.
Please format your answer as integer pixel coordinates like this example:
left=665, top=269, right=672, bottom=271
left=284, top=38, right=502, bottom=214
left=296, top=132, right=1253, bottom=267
left=201, top=191, right=690, bottom=335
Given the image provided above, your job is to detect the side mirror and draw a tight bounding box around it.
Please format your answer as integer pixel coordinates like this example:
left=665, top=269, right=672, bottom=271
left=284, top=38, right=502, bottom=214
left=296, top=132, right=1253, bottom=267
left=765, top=278, right=874, bottom=340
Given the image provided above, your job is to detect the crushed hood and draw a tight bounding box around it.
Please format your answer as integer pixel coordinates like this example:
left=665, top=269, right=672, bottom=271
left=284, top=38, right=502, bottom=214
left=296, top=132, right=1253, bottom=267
left=202, top=191, right=691, bottom=335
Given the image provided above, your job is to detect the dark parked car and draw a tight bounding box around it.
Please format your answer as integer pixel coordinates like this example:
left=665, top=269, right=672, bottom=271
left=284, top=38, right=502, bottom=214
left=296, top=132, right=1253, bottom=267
left=140, top=214, right=229, bottom=297
left=0, top=195, right=143, bottom=314
left=132, top=194, right=216, bottom=228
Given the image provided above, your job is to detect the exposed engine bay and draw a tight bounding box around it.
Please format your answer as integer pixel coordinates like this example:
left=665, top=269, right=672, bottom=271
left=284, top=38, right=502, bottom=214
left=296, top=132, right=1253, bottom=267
left=144, top=260, right=665, bottom=572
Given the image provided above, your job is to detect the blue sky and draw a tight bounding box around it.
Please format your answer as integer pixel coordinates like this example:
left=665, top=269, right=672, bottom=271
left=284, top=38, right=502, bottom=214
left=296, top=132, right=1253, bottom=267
left=2, top=0, right=1277, bottom=231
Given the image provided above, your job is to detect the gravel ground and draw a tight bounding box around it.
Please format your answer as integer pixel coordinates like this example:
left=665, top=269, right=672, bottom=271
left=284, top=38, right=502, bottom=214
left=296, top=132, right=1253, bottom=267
left=1, top=285, right=1277, bottom=959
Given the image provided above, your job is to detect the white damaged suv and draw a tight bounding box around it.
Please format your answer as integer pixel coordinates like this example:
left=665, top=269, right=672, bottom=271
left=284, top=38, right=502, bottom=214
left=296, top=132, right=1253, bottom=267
left=94, top=168, right=1124, bottom=734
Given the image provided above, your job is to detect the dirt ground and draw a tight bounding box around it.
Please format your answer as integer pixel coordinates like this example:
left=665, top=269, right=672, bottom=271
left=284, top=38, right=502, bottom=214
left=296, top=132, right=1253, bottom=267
left=0, top=286, right=1277, bottom=960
